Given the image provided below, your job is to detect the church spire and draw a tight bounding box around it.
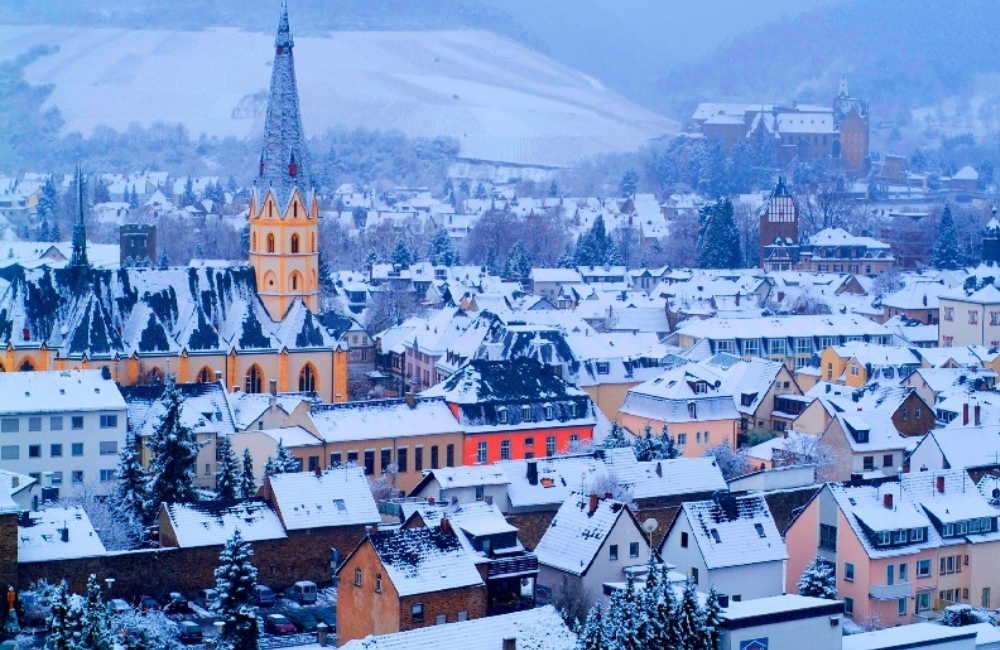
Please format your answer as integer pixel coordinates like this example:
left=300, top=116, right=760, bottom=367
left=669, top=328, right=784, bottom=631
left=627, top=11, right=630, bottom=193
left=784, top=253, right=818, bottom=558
left=838, top=72, right=849, bottom=98
left=258, top=0, right=310, bottom=210
left=70, top=163, right=89, bottom=270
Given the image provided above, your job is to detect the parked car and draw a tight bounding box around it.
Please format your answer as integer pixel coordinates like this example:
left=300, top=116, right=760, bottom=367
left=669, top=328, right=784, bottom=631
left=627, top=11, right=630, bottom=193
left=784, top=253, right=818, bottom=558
left=284, top=608, right=319, bottom=632
left=193, top=588, right=219, bottom=610
left=263, top=614, right=297, bottom=636
left=164, top=592, right=189, bottom=614
left=254, top=585, right=276, bottom=607
left=140, top=596, right=161, bottom=613
left=107, top=599, right=131, bottom=616
left=177, top=621, right=203, bottom=645
left=285, top=581, right=317, bottom=605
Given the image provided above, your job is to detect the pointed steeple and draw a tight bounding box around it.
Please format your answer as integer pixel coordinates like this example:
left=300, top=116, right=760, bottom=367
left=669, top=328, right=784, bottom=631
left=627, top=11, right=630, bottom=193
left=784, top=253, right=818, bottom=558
left=838, top=73, right=849, bottom=98
left=70, top=163, right=89, bottom=270
left=258, top=0, right=310, bottom=211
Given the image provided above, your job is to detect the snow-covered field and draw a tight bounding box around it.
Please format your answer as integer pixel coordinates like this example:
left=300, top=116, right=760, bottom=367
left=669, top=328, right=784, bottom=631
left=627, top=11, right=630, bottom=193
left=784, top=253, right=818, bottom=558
left=0, top=25, right=677, bottom=168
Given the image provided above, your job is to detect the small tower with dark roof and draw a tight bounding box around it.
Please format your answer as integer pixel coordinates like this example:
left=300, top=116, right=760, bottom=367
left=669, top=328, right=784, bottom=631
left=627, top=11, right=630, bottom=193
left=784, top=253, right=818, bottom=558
left=70, top=164, right=89, bottom=271
left=758, top=177, right=799, bottom=270
left=248, top=0, right=320, bottom=321
left=984, top=206, right=1000, bottom=266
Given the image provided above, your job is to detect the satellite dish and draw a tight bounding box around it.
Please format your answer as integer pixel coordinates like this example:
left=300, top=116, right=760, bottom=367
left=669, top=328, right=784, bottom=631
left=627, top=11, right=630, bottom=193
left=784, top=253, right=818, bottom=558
left=642, top=518, right=659, bottom=534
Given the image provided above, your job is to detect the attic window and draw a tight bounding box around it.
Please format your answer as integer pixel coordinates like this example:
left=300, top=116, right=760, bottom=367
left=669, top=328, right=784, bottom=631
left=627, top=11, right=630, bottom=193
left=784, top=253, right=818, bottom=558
left=498, top=407, right=508, bottom=424
left=333, top=499, right=347, bottom=513
left=596, top=362, right=610, bottom=375
left=522, top=406, right=531, bottom=422
left=568, top=403, right=577, bottom=418
left=544, top=405, right=554, bottom=420
left=754, top=523, right=766, bottom=538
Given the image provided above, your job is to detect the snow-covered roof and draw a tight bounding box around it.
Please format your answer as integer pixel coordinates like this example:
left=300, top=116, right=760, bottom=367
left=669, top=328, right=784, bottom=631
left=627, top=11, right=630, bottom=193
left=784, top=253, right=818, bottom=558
left=18, top=506, right=107, bottom=562
left=602, top=447, right=727, bottom=500
left=163, top=500, right=287, bottom=548
left=0, top=370, right=125, bottom=414
left=338, top=605, right=575, bottom=650
left=266, top=466, right=379, bottom=530
left=420, top=465, right=510, bottom=491
left=675, top=314, right=891, bottom=341
left=940, top=284, right=1000, bottom=304
left=915, top=428, right=1000, bottom=472
left=501, top=454, right=603, bottom=509
left=306, top=398, right=460, bottom=442
left=366, top=524, right=484, bottom=597
left=674, top=495, right=787, bottom=569
left=534, top=493, right=637, bottom=576
left=841, top=622, right=976, bottom=650
left=122, top=381, right=235, bottom=438
left=227, top=391, right=314, bottom=430
left=806, top=227, right=891, bottom=250
left=530, top=268, right=583, bottom=284
left=881, top=281, right=945, bottom=311
left=720, top=594, right=842, bottom=622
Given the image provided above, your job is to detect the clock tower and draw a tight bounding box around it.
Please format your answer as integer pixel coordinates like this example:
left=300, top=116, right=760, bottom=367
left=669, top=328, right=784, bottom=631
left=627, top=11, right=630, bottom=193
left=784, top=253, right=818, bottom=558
left=758, top=178, right=799, bottom=269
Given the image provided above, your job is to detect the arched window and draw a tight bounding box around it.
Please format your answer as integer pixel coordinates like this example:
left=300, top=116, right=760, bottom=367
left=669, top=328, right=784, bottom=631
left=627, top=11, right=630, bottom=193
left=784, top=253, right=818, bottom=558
left=291, top=234, right=300, bottom=254
left=245, top=365, right=263, bottom=393
left=266, top=234, right=275, bottom=253
left=19, top=359, right=34, bottom=372
left=252, top=232, right=257, bottom=252
left=299, top=363, right=317, bottom=392
left=197, top=366, right=214, bottom=383
left=311, top=233, right=316, bottom=252
left=263, top=271, right=277, bottom=288
left=291, top=274, right=298, bottom=290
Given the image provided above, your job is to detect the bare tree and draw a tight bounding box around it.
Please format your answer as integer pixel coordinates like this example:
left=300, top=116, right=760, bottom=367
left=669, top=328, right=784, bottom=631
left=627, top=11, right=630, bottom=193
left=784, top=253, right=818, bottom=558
left=773, top=433, right=837, bottom=482
left=553, top=575, right=590, bottom=627
left=585, top=468, right=637, bottom=510
left=369, top=462, right=400, bottom=502
left=364, top=288, right=425, bottom=335
left=464, top=209, right=522, bottom=265
left=662, top=210, right=700, bottom=268
left=55, top=481, right=140, bottom=551
left=704, top=441, right=750, bottom=480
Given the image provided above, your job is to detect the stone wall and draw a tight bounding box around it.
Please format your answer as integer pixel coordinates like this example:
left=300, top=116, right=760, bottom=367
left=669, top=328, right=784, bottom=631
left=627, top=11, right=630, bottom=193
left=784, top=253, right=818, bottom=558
left=0, top=513, right=18, bottom=590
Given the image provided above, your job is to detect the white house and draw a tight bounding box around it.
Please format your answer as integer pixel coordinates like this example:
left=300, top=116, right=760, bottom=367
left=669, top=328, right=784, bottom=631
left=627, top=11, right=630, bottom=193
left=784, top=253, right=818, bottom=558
left=0, top=371, right=127, bottom=499
left=534, top=492, right=651, bottom=608
left=719, top=595, right=844, bottom=650
left=659, top=493, right=787, bottom=601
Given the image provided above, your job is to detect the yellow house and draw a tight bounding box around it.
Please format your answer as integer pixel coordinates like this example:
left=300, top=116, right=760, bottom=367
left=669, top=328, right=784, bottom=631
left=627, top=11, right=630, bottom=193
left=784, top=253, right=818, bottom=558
left=818, top=343, right=922, bottom=388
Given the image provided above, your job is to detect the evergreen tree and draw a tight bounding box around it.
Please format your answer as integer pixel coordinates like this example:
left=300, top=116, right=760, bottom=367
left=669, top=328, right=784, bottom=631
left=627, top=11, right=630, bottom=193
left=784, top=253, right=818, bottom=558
left=214, top=530, right=260, bottom=650
left=428, top=228, right=459, bottom=267
left=931, top=204, right=963, bottom=270
left=46, top=582, right=82, bottom=650
left=698, top=198, right=742, bottom=269
left=318, top=250, right=334, bottom=294
left=575, top=601, right=609, bottom=650
left=216, top=437, right=239, bottom=501
left=604, top=576, right=641, bottom=650
left=548, top=180, right=560, bottom=198
left=633, top=422, right=655, bottom=461
left=503, top=240, right=533, bottom=279
left=352, top=206, right=368, bottom=230
left=110, top=443, right=148, bottom=537
left=180, top=177, right=197, bottom=207
left=37, top=176, right=59, bottom=223
left=797, top=555, right=838, bottom=599
left=474, top=182, right=488, bottom=200
left=557, top=246, right=575, bottom=269
left=38, top=219, right=50, bottom=242
left=619, top=169, right=639, bottom=198
left=239, top=225, right=250, bottom=257
left=128, top=186, right=140, bottom=210
left=145, top=376, right=200, bottom=516
left=239, top=448, right=257, bottom=500
left=92, top=177, right=111, bottom=204
left=263, top=439, right=299, bottom=476
left=79, top=575, right=112, bottom=650
left=158, top=250, right=169, bottom=270
left=661, top=423, right=680, bottom=460
left=391, top=238, right=413, bottom=269
left=364, top=248, right=379, bottom=269
left=51, top=222, right=61, bottom=243
left=700, top=587, right=723, bottom=650
left=676, top=579, right=706, bottom=649
left=602, top=420, right=630, bottom=450
left=483, top=247, right=499, bottom=275
left=574, top=215, right=615, bottom=267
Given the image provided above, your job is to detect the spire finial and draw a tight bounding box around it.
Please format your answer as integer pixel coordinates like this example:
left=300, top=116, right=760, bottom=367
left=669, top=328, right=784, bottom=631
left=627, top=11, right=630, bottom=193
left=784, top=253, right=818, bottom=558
left=276, top=0, right=293, bottom=50
left=70, top=163, right=89, bottom=270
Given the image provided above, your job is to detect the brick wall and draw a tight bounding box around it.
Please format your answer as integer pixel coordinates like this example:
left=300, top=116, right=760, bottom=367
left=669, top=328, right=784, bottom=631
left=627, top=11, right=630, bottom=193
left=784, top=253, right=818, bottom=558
left=399, top=585, right=486, bottom=631
left=0, top=513, right=17, bottom=591
left=506, top=512, right=555, bottom=551
left=763, top=486, right=821, bottom=535
left=15, top=524, right=368, bottom=600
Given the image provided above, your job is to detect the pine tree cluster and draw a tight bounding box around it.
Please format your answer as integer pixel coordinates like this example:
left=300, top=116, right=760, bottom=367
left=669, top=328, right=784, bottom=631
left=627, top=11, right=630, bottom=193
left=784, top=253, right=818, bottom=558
left=574, top=215, right=622, bottom=267
left=632, top=422, right=680, bottom=461
left=263, top=439, right=300, bottom=476
left=576, top=565, right=722, bottom=650
left=697, top=198, right=742, bottom=269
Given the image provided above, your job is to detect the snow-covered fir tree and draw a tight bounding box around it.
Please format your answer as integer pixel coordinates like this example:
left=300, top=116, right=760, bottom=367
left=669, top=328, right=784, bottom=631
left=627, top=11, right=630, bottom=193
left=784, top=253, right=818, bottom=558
left=575, top=601, right=609, bottom=650
left=931, top=204, right=963, bottom=270
left=37, top=176, right=59, bottom=223
left=128, top=186, right=140, bottom=210
left=216, top=437, right=239, bottom=501
left=698, top=197, right=741, bottom=269
left=619, top=169, right=639, bottom=198
left=503, top=240, right=533, bottom=279
left=180, top=177, right=197, bottom=207
left=239, top=448, right=257, bottom=500
left=391, top=237, right=413, bottom=269
left=797, top=555, right=838, bottom=599
left=428, top=228, right=460, bottom=267
left=602, top=420, right=631, bottom=450
left=263, top=439, right=299, bottom=476
left=79, top=575, right=113, bottom=650
left=45, top=582, right=82, bottom=650
left=214, top=529, right=260, bottom=650
left=110, top=443, right=147, bottom=540
left=145, top=376, right=200, bottom=516
left=661, top=424, right=680, bottom=459
left=700, top=588, right=723, bottom=650
left=603, top=576, right=641, bottom=650
left=676, top=579, right=707, bottom=649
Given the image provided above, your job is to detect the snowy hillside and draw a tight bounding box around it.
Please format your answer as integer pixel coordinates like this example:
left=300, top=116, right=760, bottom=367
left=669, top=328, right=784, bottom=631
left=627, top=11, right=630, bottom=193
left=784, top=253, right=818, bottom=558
left=0, top=25, right=677, bottom=168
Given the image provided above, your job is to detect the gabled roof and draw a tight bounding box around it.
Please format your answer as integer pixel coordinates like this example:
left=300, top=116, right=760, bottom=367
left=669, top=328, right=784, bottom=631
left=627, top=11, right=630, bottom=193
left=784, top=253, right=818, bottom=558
left=413, top=465, right=510, bottom=494
left=18, top=506, right=107, bottom=562
left=121, top=381, right=235, bottom=438
left=423, top=357, right=587, bottom=404
left=338, top=605, right=575, bottom=650
left=671, top=495, right=787, bottom=569
left=0, top=370, right=125, bottom=414
left=366, top=525, right=484, bottom=597
left=266, top=466, right=379, bottom=530
left=602, top=447, right=727, bottom=500
left=500, top=454, right=603, bottom=509
left=914, top=427, right=1000, bottom=472
left=534, top=493, right=637, bottom=576
left=162, top=500, right=287, bottom=548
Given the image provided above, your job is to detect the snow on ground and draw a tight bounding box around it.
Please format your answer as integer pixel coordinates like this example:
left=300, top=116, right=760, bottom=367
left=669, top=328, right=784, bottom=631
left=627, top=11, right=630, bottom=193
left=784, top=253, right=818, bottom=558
left=0, top=26, right=677, bottom=168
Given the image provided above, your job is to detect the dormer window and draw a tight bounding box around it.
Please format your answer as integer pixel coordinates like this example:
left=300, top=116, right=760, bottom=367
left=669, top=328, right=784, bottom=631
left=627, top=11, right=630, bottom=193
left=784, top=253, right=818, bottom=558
left=544, top=405, right=554, bottom=420
left=522, top=406, right=532, bottom=422
left=911, top=527, right=926, bottom=542
left=568, top=403, right=577, bottom=418
left=498, top=407, right=508, bottom=424
left=893, top=530, right=907, bottom=544
left=694, top=381, right=708, bottom=394
left=596, top=362, right=610, bottom=375
left=878, top=531, right=891, bottom=546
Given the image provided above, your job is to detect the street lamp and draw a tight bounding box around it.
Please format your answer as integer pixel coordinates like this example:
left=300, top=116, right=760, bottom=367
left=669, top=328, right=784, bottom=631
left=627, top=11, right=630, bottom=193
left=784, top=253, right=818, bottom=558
left=104, top=578, right=115, bottom=595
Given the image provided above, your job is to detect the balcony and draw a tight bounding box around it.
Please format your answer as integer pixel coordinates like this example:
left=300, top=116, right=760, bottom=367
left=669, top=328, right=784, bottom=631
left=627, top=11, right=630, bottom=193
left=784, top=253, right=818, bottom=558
left=487, top=554, right=539, bottom=580
left=870, top=582, right=912, bottom=600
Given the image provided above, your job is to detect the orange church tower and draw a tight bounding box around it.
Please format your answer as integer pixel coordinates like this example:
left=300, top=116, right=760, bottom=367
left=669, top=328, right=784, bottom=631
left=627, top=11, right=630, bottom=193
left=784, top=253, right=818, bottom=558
left=248, top=0, right=320, bottom=321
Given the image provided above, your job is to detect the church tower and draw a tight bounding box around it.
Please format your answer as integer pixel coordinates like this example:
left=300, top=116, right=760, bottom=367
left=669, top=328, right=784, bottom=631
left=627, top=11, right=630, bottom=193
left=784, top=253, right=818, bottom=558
left=758, top=177, right=799, bottom=269
left=248, top=0, right=320, bottom=321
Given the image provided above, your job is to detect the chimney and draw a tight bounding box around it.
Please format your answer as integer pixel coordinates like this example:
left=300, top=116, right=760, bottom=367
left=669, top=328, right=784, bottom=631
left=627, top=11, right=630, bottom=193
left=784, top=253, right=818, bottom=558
left=883, top=493, right=893, bottom=509
left=232, top=385, right=241, bottom=394
left=269, top=379, right=278, bottom=397
left=11, top=476, right=17, bottom=489
left=22, top=328, right=29, bottom=341
left=503, top=639, right=516, bottom=650
left=526, top=460, right=538, bottom=486
left=963, top=402, right=970, bottom=426
left=441, top=517, right=452, bottom=534
left=428, top=496, right=435, bottom=505
left=735, top=293, right=740, bottom=306
left=656, top=461, right=662, bottom=477
left=604, top=492, right=612, bottom=500
left=485, top=495, right=493, bottom=505
left=60, top=526, right=69, bottom=543
left=405, top=392, right=416, bottom=409
left=588, top=493, right=599, bottom=516
left=937, top=475, right=946, bottom=494
left=975, top=404, right=982, bottom=426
